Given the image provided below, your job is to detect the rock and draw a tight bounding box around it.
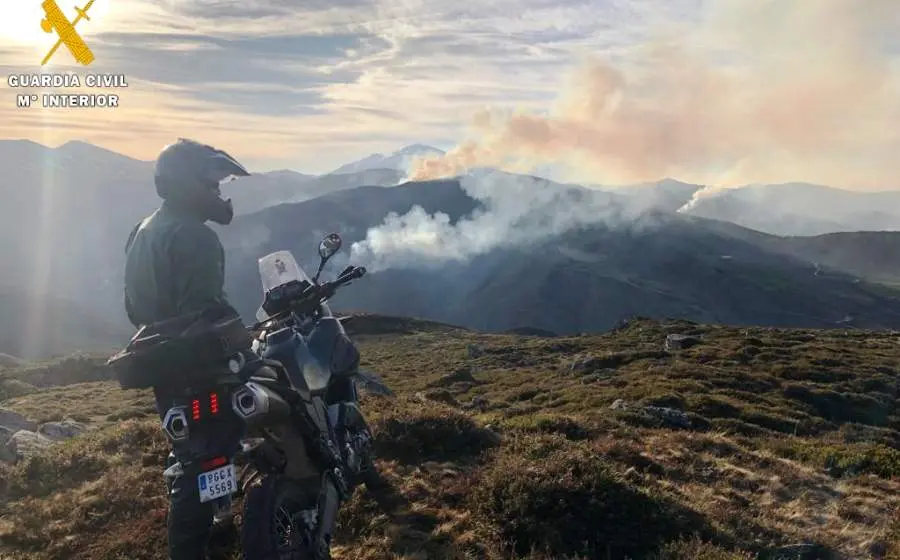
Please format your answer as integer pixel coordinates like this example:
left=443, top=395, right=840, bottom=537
left=467, top=344, right=484, bottom=358
left=665, top=334, right=701, bottom=351
left=462, top=396, right=488, bottom=412
left=448, top=381, right=474, bottom=394
left=609, top=400, right=692, bottom=429
left=0, top=408, right=38, bottom=433
left=39, top=418, right=87, bottom=441
left=0, top=428, right=16, bottom=462
left=570, top=353, right=630, bottom=373
left=644, top=406, right=692, bottom=429
left=610, top=399, right=629, bottom=410
left=6, top=430, right=53, bottom=461
left=428, top=367, right=477, bottom=388
left=440, top=468, right=460, bottom=478
left=414, top=389, right=458, bottom=407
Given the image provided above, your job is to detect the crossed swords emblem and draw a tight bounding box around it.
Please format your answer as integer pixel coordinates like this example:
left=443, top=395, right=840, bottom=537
left=40, top=0, right=95, bottom=66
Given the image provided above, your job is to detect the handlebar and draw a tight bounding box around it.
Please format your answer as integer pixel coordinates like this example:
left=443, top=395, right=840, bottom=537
left=250, top=265, right=367, bottom=331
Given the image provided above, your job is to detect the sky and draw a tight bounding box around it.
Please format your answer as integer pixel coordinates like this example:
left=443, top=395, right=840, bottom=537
left=0, top=0, right=899, bottom=184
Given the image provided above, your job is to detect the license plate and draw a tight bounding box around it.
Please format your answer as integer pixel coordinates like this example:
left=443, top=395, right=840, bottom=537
left=197, top=464, right=237, bottom=503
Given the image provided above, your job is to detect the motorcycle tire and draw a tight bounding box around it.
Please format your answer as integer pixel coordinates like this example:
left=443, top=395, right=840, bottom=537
left=241, top=475, right=321, bottom=560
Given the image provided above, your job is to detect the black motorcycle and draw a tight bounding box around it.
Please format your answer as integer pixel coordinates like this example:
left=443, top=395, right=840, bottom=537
left=108, top=232, right=392, bottom=560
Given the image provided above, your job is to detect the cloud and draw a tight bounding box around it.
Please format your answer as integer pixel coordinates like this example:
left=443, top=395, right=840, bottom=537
left=4, top=0, right=896, bottom=181
left=0, top=0, right=661, bottom=172
left=409, top=0, right=900, bottom=199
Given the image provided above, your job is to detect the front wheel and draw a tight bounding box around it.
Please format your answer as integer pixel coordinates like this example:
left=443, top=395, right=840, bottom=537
left=241, top=475, right=322, bottom=560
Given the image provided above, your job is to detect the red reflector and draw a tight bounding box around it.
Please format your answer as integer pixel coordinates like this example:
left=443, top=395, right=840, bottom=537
left=191, top=399, right=201, bottom=421
left=209, top=392, right=219, bottom=415
left=201, top=456, right=228, bottom=470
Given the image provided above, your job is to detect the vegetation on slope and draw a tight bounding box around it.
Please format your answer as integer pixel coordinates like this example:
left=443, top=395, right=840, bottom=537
left=0, top=317, right=899, bottom=559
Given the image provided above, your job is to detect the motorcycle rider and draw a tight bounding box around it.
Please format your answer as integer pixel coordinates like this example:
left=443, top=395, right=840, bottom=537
left=123, top=138, right=250, bottom=559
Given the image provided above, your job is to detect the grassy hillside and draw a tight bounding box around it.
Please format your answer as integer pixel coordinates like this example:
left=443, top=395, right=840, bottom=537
left=0, top=317, right=899, bottom=559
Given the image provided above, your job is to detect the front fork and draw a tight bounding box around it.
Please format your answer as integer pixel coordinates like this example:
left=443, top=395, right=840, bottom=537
left=327, top=395, right=374, bottom=480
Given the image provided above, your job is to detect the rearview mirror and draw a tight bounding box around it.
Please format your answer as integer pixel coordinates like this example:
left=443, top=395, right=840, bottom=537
left=318, top=233, right=342, bottom=261
left=313, top=232, right=342, bottom=284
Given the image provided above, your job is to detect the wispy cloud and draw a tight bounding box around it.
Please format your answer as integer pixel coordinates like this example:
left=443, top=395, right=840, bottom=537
left=0, top=0, right=661, bottom=171
left=2, top=0, right=896, bottom=182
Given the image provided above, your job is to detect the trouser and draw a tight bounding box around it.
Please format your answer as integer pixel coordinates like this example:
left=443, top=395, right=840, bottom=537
left=156, top=389, right=242, bottom=560
left=167, top=458, right=215, bottom=560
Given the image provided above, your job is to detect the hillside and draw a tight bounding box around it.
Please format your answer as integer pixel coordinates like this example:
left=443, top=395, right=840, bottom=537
left=221, top=179, right=900, bottom=334
left=0, top=317, right=899, bottom=559
left=0, top=285, right=126, bottom=360
left=682, top=183, right=900, bottom=236
left=773, top=232, right=900, bottom=287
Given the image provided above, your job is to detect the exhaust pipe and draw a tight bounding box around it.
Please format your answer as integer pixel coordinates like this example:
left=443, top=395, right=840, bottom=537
left=231, top=382, right=292, bottom=425
left=162, top=407, right=189, bottom=442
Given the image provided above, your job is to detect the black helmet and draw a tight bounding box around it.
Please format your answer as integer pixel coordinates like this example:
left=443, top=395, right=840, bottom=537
left=154, top=138, right=250, bottom=225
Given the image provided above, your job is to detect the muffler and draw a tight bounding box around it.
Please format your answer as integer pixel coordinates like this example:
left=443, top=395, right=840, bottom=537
left=231, top=382, right=292, bottom=425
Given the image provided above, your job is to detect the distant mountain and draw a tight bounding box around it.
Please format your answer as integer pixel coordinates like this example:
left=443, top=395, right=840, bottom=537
left=598, top=179, right=703, bottom=214
left=6, top=139, right=900, bottom=357
left=222, top=180, right=900, bottom=334
left=681, top=183, right=900, bottom=236
left=0, top=283, right=126, bottom=359
left=330, top=144, right=446, bottom=175
left=226, top=168, right=404, bottom=215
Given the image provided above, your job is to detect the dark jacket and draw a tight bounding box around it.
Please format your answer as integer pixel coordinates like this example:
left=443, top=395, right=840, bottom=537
left=124, top=200, right=229, bottom=328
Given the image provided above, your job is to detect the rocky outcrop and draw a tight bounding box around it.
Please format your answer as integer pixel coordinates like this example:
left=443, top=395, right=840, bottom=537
left=39, top=419, right=87, bottom=441
left=0, top=414, right=87, bottom=463
left=0, top=408, right=37, bottom=433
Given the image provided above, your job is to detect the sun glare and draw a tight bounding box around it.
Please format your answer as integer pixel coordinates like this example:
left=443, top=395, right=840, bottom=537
left=0, top=0, right=109, bottom=52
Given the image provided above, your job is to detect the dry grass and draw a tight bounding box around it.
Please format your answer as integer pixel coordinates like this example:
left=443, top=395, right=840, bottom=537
left=0, top=316, right=899, bottom=559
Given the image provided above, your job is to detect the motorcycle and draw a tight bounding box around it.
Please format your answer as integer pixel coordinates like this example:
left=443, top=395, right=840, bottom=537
left=117, top=232, right=392, bottom=560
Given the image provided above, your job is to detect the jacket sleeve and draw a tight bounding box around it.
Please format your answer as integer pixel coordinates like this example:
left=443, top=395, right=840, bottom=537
left=124, top=222, right=142, bottom=328
left=168, top=222, right=229, bottom=315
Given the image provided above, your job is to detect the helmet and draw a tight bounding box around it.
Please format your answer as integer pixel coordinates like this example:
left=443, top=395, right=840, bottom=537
left=154, top=138, right=250, bottom=225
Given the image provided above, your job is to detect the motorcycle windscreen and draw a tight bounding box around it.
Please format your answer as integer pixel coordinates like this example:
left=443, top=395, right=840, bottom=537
left=256, top=250, right=312, bottom=321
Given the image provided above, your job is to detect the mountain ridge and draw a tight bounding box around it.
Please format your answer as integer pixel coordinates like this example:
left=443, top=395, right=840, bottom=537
left=330, top=144, right=446, bottom=175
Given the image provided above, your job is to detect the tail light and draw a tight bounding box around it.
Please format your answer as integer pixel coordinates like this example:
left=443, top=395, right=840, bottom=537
left=190, top=392, right=222, bottom=422
left=201, top=456, right=228, bottom=470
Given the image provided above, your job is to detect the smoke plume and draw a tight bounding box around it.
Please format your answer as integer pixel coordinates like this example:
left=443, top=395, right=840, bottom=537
left=350, top=171, right=656, bottom=271
left=353, top=0, right=900, bottom=270
left=411, top=0, right=900, bottom=204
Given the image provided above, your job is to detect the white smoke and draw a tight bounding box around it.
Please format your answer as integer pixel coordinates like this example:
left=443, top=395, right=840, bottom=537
left=349, top=170, right=655, bottom=271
